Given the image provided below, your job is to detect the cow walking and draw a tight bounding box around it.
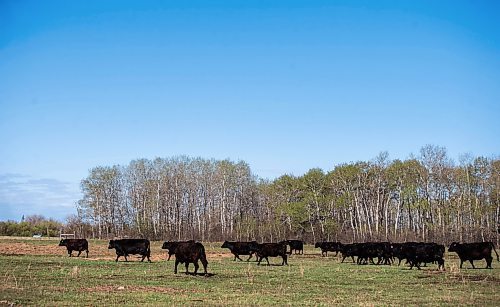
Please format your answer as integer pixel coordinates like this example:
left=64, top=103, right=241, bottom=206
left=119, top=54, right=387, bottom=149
left=448, top=242, right=499, bottom=269
left=256, top=242, right=288, bottom=266
left=164, top=241, right=208, bottom=275
left=59, top=239, right=89, bottom=258
left=315, top=242, right=342, bottom=257
left=283, top=240, right=304, bottom=255
left=108, top=239, right=151, bottom=262
left=162, top=240, right=195, bottom=261
left=221, top=241, right=259, bottom=261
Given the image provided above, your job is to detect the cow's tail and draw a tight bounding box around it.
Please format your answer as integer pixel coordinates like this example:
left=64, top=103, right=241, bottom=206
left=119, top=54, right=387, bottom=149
left=198, top=243, right=208, bottom=274
left=491, top=242, right=499, bottom=262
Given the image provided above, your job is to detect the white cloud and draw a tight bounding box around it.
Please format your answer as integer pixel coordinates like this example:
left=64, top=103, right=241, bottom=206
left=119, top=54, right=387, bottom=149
left=0, top=173, right=80, bottom=221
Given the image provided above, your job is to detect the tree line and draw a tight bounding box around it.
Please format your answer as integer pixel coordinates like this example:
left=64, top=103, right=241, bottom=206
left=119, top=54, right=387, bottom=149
left=73, top=145, right=499, bottom=244
left=0, top=215, right=63, bottom=237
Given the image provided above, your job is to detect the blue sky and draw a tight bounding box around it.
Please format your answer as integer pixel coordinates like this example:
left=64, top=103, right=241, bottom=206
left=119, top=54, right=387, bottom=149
left=1, top=0, right=499, bottom=221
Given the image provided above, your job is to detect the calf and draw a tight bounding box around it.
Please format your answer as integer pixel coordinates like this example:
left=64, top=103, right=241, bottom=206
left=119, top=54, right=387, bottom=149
left=59, top=239, right=89, bottom=258
left=256, top=242, right=288, bottom=266
left=315, top=241, right=342, bottom=257
left=448, top=242, right=499, bottom=269
left=108, top=239, right=151, bottom=262
left=284, top=240, right=304, bottom=255
left=169, top=241, right=208, bottom=275
left=221, top=241, right=259, bottom=261
left=162, top=240, right=195, bottom=260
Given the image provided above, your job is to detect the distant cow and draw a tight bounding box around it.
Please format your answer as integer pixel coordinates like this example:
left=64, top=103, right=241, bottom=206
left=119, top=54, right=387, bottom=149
left=59, top=239, right=89, bottom=258
left=340, top=243, right=360, bottom=263
left=108, top=239, right=151, bottom=262
left=221, top=241, right=259, bottom=261
left=315, top=241, right=342, bottom=257
left=163, top=241, right=208, bottom=275
left=161, top=240, right=195, bottom=261
left=255, top=242, right=288, bottom=266
left=406, top=243, right=445, bottom=270
left=283, top=240, right=304, bottom=255
left=448, top=242, right=499, bottom=269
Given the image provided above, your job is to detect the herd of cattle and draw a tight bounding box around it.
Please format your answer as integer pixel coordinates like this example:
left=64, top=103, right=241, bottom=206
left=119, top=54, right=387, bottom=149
left=58, top=238, right=499, bottom=275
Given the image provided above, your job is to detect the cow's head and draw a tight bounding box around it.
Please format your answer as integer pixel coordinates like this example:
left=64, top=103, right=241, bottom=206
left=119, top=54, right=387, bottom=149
left=448, top=242, right=459, bottom=252
left=108, top=240, right=116, bottom=249
left=58, top=239, right=67, bottom=246
left=162, top=241, right=174, bottom=250
left=221, top=241, right=229, bottom=248
left=314, top=242, right=321, bottom=248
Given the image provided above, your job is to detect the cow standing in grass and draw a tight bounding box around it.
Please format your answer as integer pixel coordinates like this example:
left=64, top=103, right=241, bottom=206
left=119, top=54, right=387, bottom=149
left=59, top=239, right=89, bottom=258
left=164, top=241, right=208, bottom=275
left=315, top=241, right=342, bottom=257
left=161, top=240, right=195, bottom=261
left=255, top=242, right=288, bottom=266
left=283, top=240, right=304, bottom=255
left=221, top=241, right=259, bottom=261
left=108, top=239, right=151, bottom=262
left=448, top=242, right=499, bottom=269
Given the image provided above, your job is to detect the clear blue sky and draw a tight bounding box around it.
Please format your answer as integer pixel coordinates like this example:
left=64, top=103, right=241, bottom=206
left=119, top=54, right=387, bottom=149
left=1, top=0, right=499, bottom=221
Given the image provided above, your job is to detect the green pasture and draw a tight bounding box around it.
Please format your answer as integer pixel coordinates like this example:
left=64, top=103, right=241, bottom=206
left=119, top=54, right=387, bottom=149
left=0, top=237, right=498, bottom=306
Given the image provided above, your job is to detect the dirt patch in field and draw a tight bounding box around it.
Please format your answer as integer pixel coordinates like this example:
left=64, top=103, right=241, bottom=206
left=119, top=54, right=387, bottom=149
left=447, top=273, right=500, bottom=284
left=0, top=242, right=64, bottom=256
left=0, top=239, right=246, bottom=261
left=84, top=285, right=202, bottom=294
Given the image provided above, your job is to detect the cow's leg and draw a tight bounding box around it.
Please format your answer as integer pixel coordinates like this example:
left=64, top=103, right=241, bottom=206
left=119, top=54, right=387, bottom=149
left=247, top=253, right=253, bottom=261
left=68, top=250, right=72, bottom=257
left=85, top=249, right=89, bottom=258
left=233, top=254, right=237, bottom=261
left=174, top=260, right=179, bottom=274
left=167, top=254, right=172, bottom=261
left=459, top=259, right=464, bottom=268
left=124, top=255, right=128, bottom=262
left=236, top=254, right=244, bottom=261
left=140, top=254, right=146, bottom=262
left=283, top=254, right=288, bottom=266
left=115, top=254, right=120, bottom=262
left=438, top=259, right=445, bottom=271
left=77, top=250, right=82, bottom=257
left=341, top=256, right=346, bottom=263
left=147, top=252, right=151, bottom=263
left=469, top=260, right=475, bottom=269
left=185, top=262, right=190, bottom=274
left=193, top=261, right=199, bottom=274
left=486, top=256, right=492, bottom=269
left=200, top=257, right=208, bottom=275
left=266, top=257, right=270, bottom=266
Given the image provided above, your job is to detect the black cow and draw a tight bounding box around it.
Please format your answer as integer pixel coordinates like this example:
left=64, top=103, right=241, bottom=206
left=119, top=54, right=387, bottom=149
left=355, top=242, right=393, bottom=265
left=221, top=241, right=259, bottom=261
left=406, top=243, right=445, bottom=270
left=59, top=239, right=89, bottom=258
left=340, top=243, right=361, bottom=263
left=161, top=240, right=195, bottom=260
left=283, top=240, right=304, bottom=255
left=108, top=239, right=151, bottom=262
left=255, top=242, right=288, bottom=266
left=315, top=241, right=342, bottom=257
left=164, top=241, right=208, bottom=275
left=448, top=242, right=499, bottom=269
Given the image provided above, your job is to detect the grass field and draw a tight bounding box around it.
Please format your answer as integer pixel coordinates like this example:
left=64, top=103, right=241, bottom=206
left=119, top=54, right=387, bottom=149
left=0, top=237, right=499, bottom=306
